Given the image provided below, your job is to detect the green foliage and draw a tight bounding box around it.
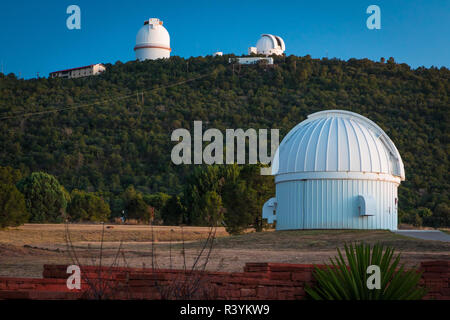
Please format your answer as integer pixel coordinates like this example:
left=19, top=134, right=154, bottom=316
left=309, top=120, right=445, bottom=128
left=144, top=192, right=170, bottom=223
left=17, top=172, right=69, bottom=223
left=182, top=164, right=274, bottom=232
left=236, top=165, right=274, bottom=232
left=183, top=165, right=226, bottom=226
left=202, top=191, right=223, bottom=226
left=0, top=165, right=29, bottom=227
left=161, top=195, right=184, bottom=225
left=0, top=56, right=448, bottom=226
left=222, top=179, right=252, bottom=234
left=0, top=183, right=29, bottom=228
left=305, top=243, right=427, bottom=300
left=432, top=203, right=450, bottom=227
left=0, top=166, right=23, bottom=185
left=122, top=185, right=151, bottom=222
left=400, top=206, right=436, bottom=227
left=67, top=189, right=111, bottom=222
left=221, top=164, right=274, bottom=234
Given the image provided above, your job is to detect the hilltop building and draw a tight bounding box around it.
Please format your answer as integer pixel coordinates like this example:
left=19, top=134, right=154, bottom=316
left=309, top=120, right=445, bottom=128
left=263, top=110, right=405, bottom=230
left=135, top=18, right=171, bottom=61
left=249, top=34, right=285, bottom=56
left=49, top=64, right=106, bottom=79
left=228, top=57, right=273, bottom=65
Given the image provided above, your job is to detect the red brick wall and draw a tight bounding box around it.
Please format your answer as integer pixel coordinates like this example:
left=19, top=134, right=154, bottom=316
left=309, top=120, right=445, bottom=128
left=420, top=261, right=450, bottom=300
left=0, top=261, right=448, bottom=300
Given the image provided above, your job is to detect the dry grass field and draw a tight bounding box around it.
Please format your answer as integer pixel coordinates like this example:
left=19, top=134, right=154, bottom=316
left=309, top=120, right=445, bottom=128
left=0, top=223, right=229, bottom=245
left=0, top=224, right=449, bottom=278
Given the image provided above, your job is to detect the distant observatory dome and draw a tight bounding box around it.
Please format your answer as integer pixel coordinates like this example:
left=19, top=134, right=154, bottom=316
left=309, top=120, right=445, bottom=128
left=254, top=34, right=285, bottom=56
left=264, top=110, right=405, bottom=231
left=134, top=18, right=171, bottom=61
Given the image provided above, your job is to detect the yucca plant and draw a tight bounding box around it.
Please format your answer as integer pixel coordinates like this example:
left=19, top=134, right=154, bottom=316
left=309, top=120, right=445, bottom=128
left=305, top=242, right=427, bottom=300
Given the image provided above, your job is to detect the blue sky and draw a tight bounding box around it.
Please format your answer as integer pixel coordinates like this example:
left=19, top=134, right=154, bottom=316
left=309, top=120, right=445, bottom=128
left=0, top=0, right=448, bottom=79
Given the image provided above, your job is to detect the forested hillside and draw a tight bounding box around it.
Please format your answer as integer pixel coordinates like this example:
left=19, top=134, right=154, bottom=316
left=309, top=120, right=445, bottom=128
left=0, top=55, right=448, bottom=226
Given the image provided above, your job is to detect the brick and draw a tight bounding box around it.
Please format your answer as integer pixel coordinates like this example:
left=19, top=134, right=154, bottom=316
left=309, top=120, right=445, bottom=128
left=422, top=273, right=445, bottom=280
left=269, top=272, right=292, bottom=281
left=240, top=288, right=256, bottom=297
left=240, top=272, right=269, bottom=279
left=128, top=279, right=154, bottom=287
left=244, top=263, right=270, bottom=273
left=423, top=266, right=450, bottom=273
left=424, top=282, right=444, bottom=292
left=292, top=272, right=314, bottom=282
left=293, top=287, right=306, bottom=296
left=440, top=287, right=450, bottom=295
left=268, top=263, right=318, bottom=272
left=0, top=290, right=31, bottom=299
left=256, top=286, right=277, bottom=299
left=421, top=261, right=450, bottom=268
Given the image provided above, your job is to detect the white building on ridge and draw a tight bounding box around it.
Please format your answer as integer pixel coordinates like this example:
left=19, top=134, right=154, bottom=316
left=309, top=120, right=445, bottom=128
left=249, top=34, right=285, bottom=56
left=229, top=57, right=273, bottom=65
left=135, top=18, right=171, bottom=61
left=49, top=64, right=106, bottom=79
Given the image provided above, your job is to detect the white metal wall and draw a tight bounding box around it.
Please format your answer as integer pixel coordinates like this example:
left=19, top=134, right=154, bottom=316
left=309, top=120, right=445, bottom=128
left=136, top=48, right=170, bottom=61
left=275, top=179, right=398, bottom=230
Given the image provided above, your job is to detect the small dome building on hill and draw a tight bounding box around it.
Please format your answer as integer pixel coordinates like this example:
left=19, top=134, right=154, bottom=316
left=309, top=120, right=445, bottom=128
left=263, top=110, right=405, bottom=230
left=248, top=34, right=285, bottom=56
left=134, top=18, right=171, bottom=61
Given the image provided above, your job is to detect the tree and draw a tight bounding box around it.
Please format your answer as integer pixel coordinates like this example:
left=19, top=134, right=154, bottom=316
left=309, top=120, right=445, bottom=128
left=0, top=165, right=29, bottom=228
left=433, top=203, right=450, bottom=227
left=183, top=166, right=225, bottom=226
left=222, top=179, right=253, bottom=234
left=221, top=164, right=274, bottom=234
left=0, top=184, right=29, bottom=228
left=0, top=166, right=23, bottom=185
left=202, top=191, right=223, bottom=226
left=161, top=195, right=184, bottom=225
left=238, top=165, right=275, bottom=231
left=122, top=185, right=150, bottom=222
left=17, top=172, right=69, bottom=223
left=144, top=192, right=170, bottom=224
left=67, top=190, right=111, bottom=222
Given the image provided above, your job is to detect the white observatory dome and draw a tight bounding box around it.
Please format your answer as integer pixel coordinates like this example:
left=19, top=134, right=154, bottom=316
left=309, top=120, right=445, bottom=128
left=255, top=34, right=285, bottom=56
left=264, top=110, right=405, bottom=231
left=273, top=110, right=405, bottom=182
left=134, top=18, right=171, bottom=61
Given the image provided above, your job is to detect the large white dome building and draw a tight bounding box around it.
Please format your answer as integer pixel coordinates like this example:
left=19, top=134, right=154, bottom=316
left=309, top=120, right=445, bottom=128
left=263, top=110, right=405, bottom=230
left=249, top=34, right=285, bottom=56
left=134, top=18, right=171, bottom=61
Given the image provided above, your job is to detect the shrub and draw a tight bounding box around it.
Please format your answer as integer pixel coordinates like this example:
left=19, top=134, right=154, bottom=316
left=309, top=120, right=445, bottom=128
left=17, top=172, right=69, bottom=223
left=67, top=190, right=111, bottom=222
left=305, top=243, right=427, bottom=300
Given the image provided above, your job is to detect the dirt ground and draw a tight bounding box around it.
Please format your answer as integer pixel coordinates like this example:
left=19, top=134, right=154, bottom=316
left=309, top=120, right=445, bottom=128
left=0, top=224, right=449, bottom=278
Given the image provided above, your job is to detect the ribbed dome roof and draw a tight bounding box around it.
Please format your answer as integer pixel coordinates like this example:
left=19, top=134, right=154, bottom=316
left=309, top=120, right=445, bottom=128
left=255, top=34, right=285, bottom=55
left=273, top=110, right=405, bottom=180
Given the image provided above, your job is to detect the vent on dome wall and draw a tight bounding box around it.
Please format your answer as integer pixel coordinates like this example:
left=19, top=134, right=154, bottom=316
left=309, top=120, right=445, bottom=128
left=358, top=195, right=376, bottom=216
